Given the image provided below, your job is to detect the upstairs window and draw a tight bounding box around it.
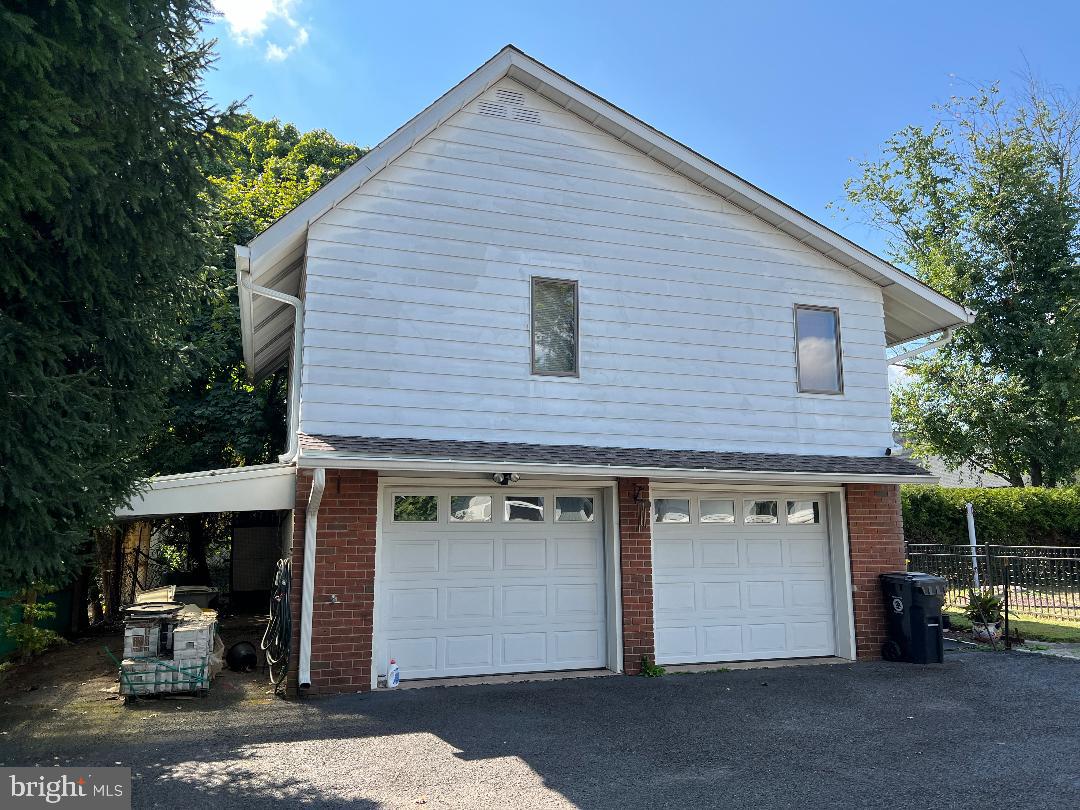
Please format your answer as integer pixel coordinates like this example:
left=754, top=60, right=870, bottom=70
left=795, top=305, right=843, bottom=394
left=532, top=277, right=578, bottom=376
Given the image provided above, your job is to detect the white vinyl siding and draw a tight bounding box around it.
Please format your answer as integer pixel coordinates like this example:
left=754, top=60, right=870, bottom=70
left=300, top=78, right=892, bottom=456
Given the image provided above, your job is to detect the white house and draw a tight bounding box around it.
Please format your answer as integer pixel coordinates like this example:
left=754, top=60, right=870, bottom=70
left=121, top=46, right=972, bottom=693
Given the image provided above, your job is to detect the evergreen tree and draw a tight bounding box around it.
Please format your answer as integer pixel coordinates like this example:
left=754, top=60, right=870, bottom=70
left=0, top=1, right=237, bottom=587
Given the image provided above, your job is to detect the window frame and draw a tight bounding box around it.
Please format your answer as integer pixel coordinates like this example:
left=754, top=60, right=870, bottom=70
left=391, top=494, right=440, bottom=523
left=530, top=276, right=580, bottom=377
left=794, top=304, right=844, bottom=395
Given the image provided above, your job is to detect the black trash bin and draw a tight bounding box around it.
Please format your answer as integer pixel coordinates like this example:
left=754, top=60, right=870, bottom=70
left=879, top=572, right=947, bottom=663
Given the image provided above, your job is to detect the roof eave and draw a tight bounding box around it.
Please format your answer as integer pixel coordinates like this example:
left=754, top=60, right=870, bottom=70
left=296, top=449, right=938, bottom=486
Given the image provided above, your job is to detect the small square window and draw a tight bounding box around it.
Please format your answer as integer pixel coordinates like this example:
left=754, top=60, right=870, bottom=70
left=700, top=499, right=735, bottom=523
left=450, top=495, right=492, bottom=522
left=506, top=496, right=545, bottom=522
left=393, top=495, right=438, bottom=522
left=743, top=499, right=778, bottom=524
left=654, top=498, right=690, bottom=523
left=556, top=496, right=594, bottom=522
left=532, top=277, right=578, bottom=375
left=787, top=500, right=820, bottom=525
left=795, top=305, right=843, bottom=394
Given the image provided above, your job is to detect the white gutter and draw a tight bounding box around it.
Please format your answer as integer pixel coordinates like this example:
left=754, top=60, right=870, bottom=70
left=888, top=327, right=955, bottom=365
left=235, top=245, right=303, bottom=463
left=298, top=467, right=325, bottom=689
left=296, top=451, right=938, bottom=485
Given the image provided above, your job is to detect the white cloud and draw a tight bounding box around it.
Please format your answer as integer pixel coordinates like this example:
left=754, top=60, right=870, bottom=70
left=214, top=0, right=309, bottom=61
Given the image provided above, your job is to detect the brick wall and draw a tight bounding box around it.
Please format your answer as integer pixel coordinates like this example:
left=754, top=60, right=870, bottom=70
left=618, top=477, right=654, bottom=674
left=845, top=483, right=906, bottom=660
left=291, top=468, right=377, bottom=694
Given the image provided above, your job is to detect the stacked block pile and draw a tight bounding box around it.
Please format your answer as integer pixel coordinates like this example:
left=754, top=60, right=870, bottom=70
left=119, top=603, right=222, bottom=697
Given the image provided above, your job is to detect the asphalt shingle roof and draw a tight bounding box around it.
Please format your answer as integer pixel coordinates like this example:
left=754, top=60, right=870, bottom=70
left=299, top=434, right=931, bottom=478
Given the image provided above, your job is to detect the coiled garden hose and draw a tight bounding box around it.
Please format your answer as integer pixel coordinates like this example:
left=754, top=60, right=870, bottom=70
left=261, top=558, right=292, bottom=690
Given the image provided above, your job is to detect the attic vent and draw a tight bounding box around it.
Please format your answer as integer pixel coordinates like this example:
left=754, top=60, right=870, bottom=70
left=512, top=107, right=541, bottom=124
left=495, top=88, right=526, bottom=106
left=477, top=100, right=509, bottom=118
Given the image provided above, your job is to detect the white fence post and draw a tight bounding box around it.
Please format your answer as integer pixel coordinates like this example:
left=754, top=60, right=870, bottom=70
left=966, top=502, right=981, bottom=588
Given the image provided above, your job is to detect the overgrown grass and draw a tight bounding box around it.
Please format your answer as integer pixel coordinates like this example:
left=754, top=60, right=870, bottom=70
left=946, top=609, right=1080, bottom=644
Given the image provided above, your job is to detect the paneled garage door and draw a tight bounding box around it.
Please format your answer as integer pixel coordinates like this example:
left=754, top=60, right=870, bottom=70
left=376, top=487, right=606, bottom=680
left=652, top=492, right=836, bottom=665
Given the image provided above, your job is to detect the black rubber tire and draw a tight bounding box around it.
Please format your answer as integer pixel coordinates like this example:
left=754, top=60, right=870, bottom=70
left=881, top=640, right=904, bottom=662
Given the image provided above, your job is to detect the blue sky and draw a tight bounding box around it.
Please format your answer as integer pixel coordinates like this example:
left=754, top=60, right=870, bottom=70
left=205, top=1, right=1080, bottom=259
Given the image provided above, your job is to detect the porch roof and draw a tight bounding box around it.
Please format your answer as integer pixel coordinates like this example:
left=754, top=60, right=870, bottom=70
left=115, top=464, right=296, bottom=518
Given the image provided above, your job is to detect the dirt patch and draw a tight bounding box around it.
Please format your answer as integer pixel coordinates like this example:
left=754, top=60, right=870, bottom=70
left=0, top=614, right=282, bottom=755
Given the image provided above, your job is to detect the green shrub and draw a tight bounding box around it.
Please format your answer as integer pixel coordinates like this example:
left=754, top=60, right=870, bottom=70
left=964, top=590, right=1004, bottom=623
left=0, top=589, right=63, bottom=661
left=640, top=655, right=666, bottom=677
left=901, top=485, right=1080, bottom=546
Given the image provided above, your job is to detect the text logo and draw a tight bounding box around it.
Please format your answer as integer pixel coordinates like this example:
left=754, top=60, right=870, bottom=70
left=3, top=768, right=130, bottom=809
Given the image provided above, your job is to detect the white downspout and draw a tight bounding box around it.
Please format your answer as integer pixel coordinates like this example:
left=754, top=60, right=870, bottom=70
left=298, top=467, right=325, bottom=688
left=235, top=245, right=303, bottom=463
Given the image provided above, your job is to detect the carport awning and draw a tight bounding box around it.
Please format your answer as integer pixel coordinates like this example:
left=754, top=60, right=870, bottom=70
left=116, top=464, right=296, bottom=518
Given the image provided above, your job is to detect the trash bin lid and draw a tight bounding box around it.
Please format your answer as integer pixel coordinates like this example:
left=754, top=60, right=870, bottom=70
left=879, top=571, right=913, bottom=584
left=907, top=572, right=948, bottom=595
left=878, top=571, right=947, bottom=595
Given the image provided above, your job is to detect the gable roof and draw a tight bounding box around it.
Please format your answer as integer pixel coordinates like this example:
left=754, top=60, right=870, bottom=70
left=238, top=45, right=974, bottom=379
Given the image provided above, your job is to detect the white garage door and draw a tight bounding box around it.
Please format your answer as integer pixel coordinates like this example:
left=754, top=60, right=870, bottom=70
left=652, top=492, right=836, bottom=665
left=376, top=487, right=606, bottom=680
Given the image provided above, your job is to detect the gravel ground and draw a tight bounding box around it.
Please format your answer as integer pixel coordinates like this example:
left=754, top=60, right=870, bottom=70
left=1, top=648, right=1078, bottom=809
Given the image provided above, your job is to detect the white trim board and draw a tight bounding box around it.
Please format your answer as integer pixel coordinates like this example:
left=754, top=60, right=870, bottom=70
left=115, top=464, right=296, bottom=517
left=296, top=450, right=937, bottom=485
left=239, top=45, right=973, bottom=378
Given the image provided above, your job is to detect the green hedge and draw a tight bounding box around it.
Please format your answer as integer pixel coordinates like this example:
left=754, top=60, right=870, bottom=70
left=901, top=485, right=1080, bottom=547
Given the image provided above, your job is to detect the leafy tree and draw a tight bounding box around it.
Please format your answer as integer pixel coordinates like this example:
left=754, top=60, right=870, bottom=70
left=142, top=115, right=366, bottom=476
left=842, top=81, right=1080, bottom=486
left=0, top=0, right=237, bottom=588
left=141, top=116, right=365, bottom=583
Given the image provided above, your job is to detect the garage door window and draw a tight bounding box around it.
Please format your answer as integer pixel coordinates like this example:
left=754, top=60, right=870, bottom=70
left=450, top=495, right=492, bottom=522
left=654, top=498, right=690, bottom=523
left=743, top=499, right=778, bottom=524
left=700, top=499, right=735, bottom=523
left=393, top=495, right=438, bottom=522
left=556, top=496, right=594, bottom=522
left=787, top=500, right=820, bottom=524
left=506, top=496, right=545, bottom=521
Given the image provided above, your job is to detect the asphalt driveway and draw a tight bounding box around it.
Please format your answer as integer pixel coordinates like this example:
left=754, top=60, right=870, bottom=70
left=2, top=649, right=1078, bottom=809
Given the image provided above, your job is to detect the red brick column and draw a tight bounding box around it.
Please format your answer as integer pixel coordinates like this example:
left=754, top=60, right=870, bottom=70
left=845, top=483, right=906, bottom=660
left=618, top=477, right=654, bottom=674
left=291, top=468, right=378, bottom=694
